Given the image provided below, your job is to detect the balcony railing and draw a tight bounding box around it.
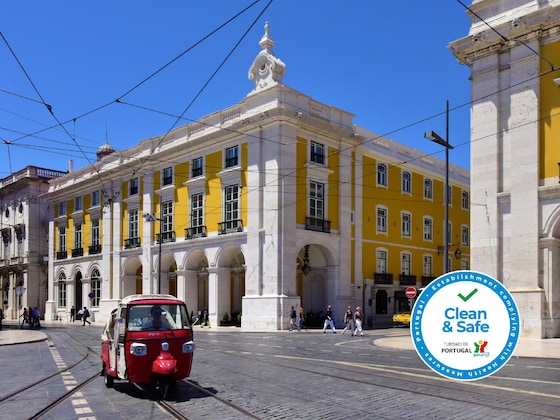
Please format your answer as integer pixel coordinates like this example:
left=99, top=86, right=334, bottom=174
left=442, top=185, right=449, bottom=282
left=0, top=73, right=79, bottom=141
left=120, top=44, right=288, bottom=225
left=399, top=274, right=417, bottom=286
left=185, top=226, right=207, bottom=240
left=124, top=237, right=141, bottom=249
left=374, top=273, right=393, bottom=284
left=157, top=231, right=176, bottom=244
left=305, top=217, right=331, bottom=233
left=218, top=219, right=243, bottom=235
left=56, top=251, right=68, bottom=260
left=71, top=247, right=84, bottom=258
left=89, top=244, right=102, bottom=255
left=422, top=276, right=435, bottom=286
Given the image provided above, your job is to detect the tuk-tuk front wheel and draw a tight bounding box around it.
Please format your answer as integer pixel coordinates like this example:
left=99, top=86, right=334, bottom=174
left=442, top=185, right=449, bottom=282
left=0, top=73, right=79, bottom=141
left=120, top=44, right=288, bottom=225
left=154, top=375, right=175, bottom=400
left=103, top=366, right=114, bottom=388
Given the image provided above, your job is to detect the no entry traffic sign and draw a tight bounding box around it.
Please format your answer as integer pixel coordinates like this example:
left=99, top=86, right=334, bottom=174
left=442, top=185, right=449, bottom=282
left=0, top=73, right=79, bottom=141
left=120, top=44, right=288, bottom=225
left=405, top=287, right=416, bottom=299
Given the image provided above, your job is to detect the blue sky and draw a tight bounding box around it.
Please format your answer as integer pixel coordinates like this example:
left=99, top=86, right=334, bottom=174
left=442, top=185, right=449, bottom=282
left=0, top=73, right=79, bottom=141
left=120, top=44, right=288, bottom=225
left=0, top=1, right=473, bottom=177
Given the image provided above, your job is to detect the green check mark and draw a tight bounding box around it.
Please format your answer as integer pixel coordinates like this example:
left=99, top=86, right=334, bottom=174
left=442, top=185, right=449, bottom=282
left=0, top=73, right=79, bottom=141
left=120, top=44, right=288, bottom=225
left=458, top=288, right=478, bottom=302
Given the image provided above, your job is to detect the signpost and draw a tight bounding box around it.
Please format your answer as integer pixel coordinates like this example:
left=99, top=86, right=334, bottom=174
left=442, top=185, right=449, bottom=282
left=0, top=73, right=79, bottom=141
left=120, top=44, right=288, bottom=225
left=405, top=287, right=416, bottom=299
left=410, top=270, right=520, bottom=381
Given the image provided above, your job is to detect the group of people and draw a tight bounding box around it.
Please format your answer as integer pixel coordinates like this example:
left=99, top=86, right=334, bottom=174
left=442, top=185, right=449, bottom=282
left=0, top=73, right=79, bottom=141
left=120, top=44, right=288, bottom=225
left=289, top=304, right=364, bottom=336
left=341, top=305, right=364, bottom=336
left=21, top=307, right=42, bottom=328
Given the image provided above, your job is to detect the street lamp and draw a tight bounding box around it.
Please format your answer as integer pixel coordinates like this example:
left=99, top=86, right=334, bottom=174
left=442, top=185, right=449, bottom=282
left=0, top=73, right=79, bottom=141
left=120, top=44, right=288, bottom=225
left=425, top=101, right=453, bottom=273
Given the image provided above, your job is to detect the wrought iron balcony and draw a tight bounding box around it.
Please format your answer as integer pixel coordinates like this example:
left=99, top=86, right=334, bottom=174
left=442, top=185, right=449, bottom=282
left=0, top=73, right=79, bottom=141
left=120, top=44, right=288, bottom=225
left=218, top=219, right=243, bottom=235
left=185, top=226, right=207, bottom=240
left=422, top=276, right=435, bottom=286
left=305, top=217, right=331, bottom=233
left=157, top=231, right=176, bottom=244
left=399, top=274, right=417, bottom=286
left=71, top=247, right=84, bottom=258
left=124, top=237, right=141, bottom=249
left=88, top=244, right=102, bottom=255
left=374, top=272, right=393, bottom=284
left=56, top=251, right=68, bottom=260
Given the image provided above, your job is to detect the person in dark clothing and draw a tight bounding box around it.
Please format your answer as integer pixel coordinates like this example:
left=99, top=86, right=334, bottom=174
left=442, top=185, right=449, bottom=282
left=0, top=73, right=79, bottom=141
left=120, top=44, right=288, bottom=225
left=322, top=305, right=336, bottom=334
left=82, top=307, right=91, bottom=325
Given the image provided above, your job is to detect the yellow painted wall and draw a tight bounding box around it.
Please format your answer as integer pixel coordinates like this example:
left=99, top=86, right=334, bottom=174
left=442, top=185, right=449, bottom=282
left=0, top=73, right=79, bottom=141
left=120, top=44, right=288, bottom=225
left=205, top=150, right=223, bottom=233
left=540, top=41, right=560, bottom=180
left=295, top=136, right=307, bottom=225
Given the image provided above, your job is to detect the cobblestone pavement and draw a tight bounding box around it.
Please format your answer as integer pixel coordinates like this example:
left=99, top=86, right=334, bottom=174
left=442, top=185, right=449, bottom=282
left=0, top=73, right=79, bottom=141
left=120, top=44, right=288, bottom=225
left=1, top=322, right=559, bottom=419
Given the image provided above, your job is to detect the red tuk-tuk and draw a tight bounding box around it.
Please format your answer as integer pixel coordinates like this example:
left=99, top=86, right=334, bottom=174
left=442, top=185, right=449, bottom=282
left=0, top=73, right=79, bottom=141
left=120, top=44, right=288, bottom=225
left=101, top=294, right=195, bottom=397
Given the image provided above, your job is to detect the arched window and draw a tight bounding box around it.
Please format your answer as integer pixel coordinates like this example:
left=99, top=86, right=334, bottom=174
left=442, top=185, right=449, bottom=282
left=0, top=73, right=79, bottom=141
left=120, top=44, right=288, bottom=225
left=91, top=268, right=101, bottom=307
left=57, top=272, right=67, bottom=307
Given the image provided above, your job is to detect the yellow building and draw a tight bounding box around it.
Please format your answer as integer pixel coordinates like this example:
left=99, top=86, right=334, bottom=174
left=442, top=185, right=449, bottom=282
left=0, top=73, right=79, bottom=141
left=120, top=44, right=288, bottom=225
left=450, top=1, right=560, bottom=338
left=45, top=23, right=469, bottom=329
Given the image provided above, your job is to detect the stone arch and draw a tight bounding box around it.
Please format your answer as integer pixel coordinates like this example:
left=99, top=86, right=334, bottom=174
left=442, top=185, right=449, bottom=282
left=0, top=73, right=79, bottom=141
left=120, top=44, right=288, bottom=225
left=297, top=243, right=335, bottom=326
left=122, top=256, right=142, bottom=296
left=216, top=245, right=246, bottom=323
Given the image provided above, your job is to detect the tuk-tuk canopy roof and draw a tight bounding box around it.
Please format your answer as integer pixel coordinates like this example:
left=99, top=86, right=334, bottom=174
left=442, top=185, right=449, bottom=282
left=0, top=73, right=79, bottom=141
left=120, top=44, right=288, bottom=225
left=119, top=294, right=184, bottom=307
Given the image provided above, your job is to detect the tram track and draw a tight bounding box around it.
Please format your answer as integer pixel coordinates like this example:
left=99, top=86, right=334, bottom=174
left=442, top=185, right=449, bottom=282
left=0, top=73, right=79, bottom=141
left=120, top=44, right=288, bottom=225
left=192, top=338, right=560, bottom=419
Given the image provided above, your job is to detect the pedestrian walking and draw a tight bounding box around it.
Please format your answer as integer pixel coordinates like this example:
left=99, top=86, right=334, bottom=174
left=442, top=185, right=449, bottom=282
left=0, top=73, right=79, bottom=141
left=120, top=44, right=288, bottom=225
left=298, top=307, right=307, bottom=331
left=353, top=306, right=364, bottom=336
left=341, top=306, right=354, bottom=335
left=70, top=305, right=76, bottom=322
left=82, top=307, right=91, bottom=325
left=31, top=307, right=41, bottom=328
left=322, top=305, right=336, bottom=333
left=289, top=306, right=297, bottom=331
left=200, top=308, right=210, bottom=328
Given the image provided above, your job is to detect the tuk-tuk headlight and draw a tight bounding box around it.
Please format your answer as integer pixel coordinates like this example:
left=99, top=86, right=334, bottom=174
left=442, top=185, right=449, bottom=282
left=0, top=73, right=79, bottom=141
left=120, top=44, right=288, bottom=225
left=182, top=341, right=195, bottom=353
left=130, top=343, right=147, bottom=356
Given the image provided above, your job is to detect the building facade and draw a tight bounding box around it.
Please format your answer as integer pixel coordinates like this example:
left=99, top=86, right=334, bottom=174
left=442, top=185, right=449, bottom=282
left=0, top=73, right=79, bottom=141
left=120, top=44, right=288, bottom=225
left=45, top=24, right=470, bottom=329
left=0, top=166, right=67, bottom=320
left=450, top=0, right=560, bottom=338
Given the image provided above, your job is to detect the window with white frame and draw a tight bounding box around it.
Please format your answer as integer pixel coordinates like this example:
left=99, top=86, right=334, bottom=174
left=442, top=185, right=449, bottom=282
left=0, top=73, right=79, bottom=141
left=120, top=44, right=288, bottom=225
left=309, top=181, right=324, bottom=220
left=74, top=224, right=82, bottom=249
left=225, top=146, right=239, bottom=168
left=462, top=225, right=469, bottom=247
left=58, top=227, right=66, bottom=252
left=376, top=249, right=387, bottom=273
left=192, top=157, right=203, bottom=178
left=447, top=221, right=452, bottom=245
left=424, top=178, right=433, bottom=199
left=58, top=273, right=67, bottom=307
left=461, top=260, right=469, bottom=270
left=162, top=201, right=173, bottom=233
left=402, top=171, right=411, bottom=193
left=163, top=167, right=173, bottom=186
left=75, top=196, right=82, bottom=212
left=129, top=209, right=139, bottom=239
left=423, top=255, right=432, bottom=277
left=59, top=202, right=66, bottom=216
left=91, top=268, right=101, bottom=307
left=447, top=185, right=452, bottom=205
left=401, top=253, right=411, bottom=275
left=130, top=178, right=139, bottom=195
left=92, top=190, right=100, bottom=207
left=91, top=219, right=100, bottom=246
left=377, top=207, right=387, bottom=233
left=310, top=141, right=325, bottom=165
left=423, top=217, right=433, bottom=241
left=462, top=191, right=469, bottom=210
left=224, top=185, right=239, bottom=222
left=377, top=163, right=387, bottom=187
left=401, top=212, right=411, bottom=237
left=191, top=193, right=204, bottom=227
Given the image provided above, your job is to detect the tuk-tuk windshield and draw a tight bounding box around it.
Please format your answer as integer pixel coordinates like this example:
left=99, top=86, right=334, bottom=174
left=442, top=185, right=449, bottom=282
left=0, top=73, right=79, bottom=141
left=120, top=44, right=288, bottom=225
left=127, top=303, right=191, bottom=331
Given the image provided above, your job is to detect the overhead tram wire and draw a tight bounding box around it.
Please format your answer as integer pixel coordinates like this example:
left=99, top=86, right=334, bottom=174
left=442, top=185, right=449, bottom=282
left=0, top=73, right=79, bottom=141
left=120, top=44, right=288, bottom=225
left=115, top=0, right=265, bottom=102
left=124, top=0, right=274, bottom=182
left=0, top=31, right=113, bottom=201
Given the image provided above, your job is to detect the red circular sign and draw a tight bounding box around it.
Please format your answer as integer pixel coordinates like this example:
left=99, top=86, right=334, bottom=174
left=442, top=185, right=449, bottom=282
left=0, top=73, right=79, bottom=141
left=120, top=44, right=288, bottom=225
left=405, top=287, right=417, bottom=299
